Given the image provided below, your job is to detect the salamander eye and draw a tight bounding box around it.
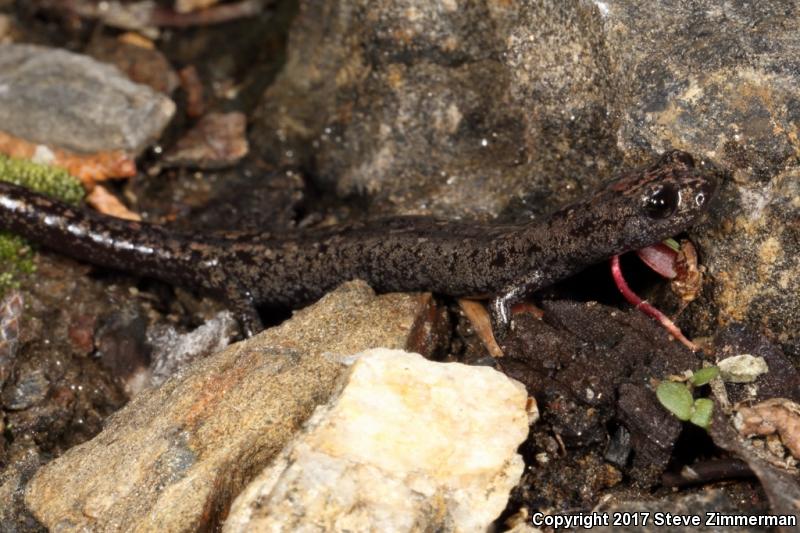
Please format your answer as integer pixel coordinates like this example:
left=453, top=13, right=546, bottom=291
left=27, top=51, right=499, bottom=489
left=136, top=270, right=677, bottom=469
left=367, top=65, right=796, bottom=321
left=643, top=184, right=680, bottom=219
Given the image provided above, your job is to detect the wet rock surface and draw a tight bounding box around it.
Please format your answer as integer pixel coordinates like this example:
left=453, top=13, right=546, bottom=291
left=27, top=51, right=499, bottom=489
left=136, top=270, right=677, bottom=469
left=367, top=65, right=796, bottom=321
left=0, top=446, right=45, bottom=533
left=1, top=254, right=129, bottom=458
left=25, top=282, right=434, bottom=531
left=225, top=348, right=532, bottom=532
left=253, top=0, right=618, bottom=219
left=0, top=254, right=131, bottom=529
left=0, top=43, right=175, bottom=154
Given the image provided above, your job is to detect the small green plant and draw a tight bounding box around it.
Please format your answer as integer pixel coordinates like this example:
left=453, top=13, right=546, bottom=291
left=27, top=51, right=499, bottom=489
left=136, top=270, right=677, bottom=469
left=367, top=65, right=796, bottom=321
left=656, top=366, right=719, bottom=429
left=0, top=155, right=85, bottom=295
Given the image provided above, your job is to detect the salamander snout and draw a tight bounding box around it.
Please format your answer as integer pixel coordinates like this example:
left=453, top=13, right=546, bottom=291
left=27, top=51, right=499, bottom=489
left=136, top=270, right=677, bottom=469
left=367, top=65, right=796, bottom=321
left=641, top=150, right=719, bottom=221
left=606, top=150, right=721, bottom=250
left=575, top=150, right=720, bottom=254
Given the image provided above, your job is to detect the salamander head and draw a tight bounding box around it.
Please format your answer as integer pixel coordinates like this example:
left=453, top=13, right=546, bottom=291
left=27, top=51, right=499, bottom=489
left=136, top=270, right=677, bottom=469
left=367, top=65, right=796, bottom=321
left=597, top=150, right=719, bottom=251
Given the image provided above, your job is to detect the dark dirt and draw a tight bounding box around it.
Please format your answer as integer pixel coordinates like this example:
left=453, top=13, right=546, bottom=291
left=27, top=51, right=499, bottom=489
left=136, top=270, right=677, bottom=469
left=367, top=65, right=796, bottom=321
left=497, top=301, right=699, bottom=490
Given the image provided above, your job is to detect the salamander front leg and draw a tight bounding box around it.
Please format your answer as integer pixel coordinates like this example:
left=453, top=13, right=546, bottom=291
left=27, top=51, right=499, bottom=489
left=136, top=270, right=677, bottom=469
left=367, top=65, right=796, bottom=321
left=225, top=287, right=263, bottom=338
left=489, top=271, right=544, bottom=339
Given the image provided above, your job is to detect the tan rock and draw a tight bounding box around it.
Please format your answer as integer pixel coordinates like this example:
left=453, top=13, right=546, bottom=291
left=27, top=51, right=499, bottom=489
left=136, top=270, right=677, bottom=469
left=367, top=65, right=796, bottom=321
left=225, top=348, right=533, bottom=533
left=26, top=282, right=432, bottom=532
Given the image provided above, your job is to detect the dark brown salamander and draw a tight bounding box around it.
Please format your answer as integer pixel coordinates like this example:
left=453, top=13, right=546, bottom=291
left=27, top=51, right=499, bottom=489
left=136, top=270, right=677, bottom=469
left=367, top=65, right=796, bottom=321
left=0, top=151, right=717, bottom=337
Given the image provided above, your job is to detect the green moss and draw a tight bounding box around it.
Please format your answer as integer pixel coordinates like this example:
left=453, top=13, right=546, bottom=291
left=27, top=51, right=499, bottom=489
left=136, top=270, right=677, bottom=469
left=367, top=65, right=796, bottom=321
left=0, top=155, right=85, bottom=294
left=0, top=155, right=84, bottom=203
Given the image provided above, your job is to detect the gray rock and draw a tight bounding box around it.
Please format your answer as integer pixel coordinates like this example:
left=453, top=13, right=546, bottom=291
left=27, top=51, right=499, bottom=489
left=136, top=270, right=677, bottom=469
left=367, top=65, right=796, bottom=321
left=25, top=281, right=432, bottom=532
left=253, top=0, right=617, bottom=219
left=0, top=44, right=175, bottom=154
left=697, top=169, right=799, bottom=361
left=146, top=310, right=240, bottom=391
left=224, top=348, right=533, bottom=533
left=1, top=368, right=48, bottom=411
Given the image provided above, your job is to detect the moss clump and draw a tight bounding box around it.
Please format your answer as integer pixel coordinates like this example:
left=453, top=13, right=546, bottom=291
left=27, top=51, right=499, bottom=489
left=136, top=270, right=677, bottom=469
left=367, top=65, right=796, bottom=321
left=0, top=155, right=85, bottom=294
left=0, top=155, right=84, bottom=203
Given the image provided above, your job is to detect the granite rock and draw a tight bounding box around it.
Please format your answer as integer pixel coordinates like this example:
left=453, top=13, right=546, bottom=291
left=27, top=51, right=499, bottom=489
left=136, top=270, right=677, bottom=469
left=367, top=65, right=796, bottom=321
left=25, top=282, right=432, bottom=532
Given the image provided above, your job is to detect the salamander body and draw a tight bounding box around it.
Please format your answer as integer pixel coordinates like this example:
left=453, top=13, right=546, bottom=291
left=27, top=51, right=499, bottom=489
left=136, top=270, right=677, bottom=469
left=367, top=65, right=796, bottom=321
left=0, top=151, right=718, bottom=336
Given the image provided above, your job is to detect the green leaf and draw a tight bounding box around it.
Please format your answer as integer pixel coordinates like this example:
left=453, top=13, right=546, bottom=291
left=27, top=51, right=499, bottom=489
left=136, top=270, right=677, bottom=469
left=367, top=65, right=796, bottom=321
left=656, top=381, right=693, bottom=421
left=690, top=398, right=714, bottom=428
left=663, top=238, right=681, bottom=252
left=691, top=367, right=719, bottom=386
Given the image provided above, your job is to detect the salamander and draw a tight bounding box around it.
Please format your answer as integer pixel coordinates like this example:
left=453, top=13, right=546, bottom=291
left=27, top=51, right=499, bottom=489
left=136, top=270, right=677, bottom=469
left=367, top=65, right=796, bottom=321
left=0, top=150, right=717, bottom=337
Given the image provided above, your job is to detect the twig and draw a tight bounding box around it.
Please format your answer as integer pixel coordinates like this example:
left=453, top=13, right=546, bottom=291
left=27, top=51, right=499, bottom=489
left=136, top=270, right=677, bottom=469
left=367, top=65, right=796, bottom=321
left=151, top=0, right=265, bottom=28
left=662, top=458, right=754, bottom=487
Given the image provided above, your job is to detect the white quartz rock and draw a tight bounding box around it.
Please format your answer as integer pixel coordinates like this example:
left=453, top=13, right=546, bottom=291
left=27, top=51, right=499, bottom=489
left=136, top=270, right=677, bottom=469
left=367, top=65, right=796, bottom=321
left=225, top=348, right=533, bottom=533
left=718, top=354, right=769, bottom=383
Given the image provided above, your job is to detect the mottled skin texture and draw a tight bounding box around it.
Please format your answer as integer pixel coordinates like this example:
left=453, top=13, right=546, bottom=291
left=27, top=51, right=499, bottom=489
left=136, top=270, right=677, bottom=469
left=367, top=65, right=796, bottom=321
left=0, top=151, right=717, bottom=336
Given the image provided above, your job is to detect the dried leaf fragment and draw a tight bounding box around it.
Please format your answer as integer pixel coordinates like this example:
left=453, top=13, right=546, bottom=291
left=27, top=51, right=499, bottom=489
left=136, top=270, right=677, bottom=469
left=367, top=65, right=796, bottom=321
left=0, top=130, right=136, bottom=186
left=86, top=186, right=141, bottom=221
left=671, top=240, right=703, bottom=308
left=735, top=398, right=800, bottom=460
left=458, top=298, right=503, bottom=358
